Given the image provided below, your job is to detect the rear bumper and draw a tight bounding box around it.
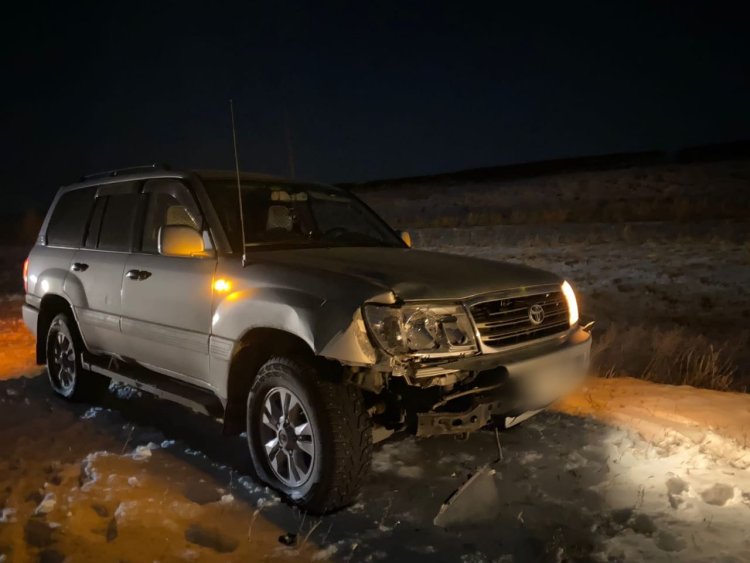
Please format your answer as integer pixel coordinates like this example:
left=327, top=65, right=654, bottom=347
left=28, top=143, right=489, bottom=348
left=22, top=304, right=39, bottom=338
left=416, top=328, right=591, bottom=437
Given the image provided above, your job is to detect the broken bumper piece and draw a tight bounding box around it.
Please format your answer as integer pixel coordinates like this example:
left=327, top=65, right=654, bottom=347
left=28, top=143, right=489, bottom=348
left=416, top=328, right=591, bottom=437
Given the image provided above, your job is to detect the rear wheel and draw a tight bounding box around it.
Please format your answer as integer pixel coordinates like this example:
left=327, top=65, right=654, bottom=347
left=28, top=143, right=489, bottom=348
left=45, top=313, right=108, bottom=401
left=246, top=356, right=372, bottom=513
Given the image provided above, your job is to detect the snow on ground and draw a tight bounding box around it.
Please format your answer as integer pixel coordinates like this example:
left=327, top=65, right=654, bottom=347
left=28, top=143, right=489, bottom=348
left=560, top=377, right=750, bottom=463
left=556, top=378, right=750, bottom=561
left=1, top=365, right=748, bottom=561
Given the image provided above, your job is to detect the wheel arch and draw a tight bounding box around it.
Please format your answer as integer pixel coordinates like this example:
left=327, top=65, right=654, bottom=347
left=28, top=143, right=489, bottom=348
left=223, top=327, right=329, bottom=435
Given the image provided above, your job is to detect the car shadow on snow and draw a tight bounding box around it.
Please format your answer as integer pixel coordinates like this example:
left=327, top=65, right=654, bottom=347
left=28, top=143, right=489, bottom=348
left=1, top=373, right=620, bottom=562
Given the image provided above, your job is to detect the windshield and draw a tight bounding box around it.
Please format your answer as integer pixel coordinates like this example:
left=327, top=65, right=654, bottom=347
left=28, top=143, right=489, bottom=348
left=202, top=179, right=405, bottom=252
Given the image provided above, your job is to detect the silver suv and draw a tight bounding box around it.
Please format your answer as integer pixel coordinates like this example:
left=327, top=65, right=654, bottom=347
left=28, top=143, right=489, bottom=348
left=22, top=165, right=591, bottom=512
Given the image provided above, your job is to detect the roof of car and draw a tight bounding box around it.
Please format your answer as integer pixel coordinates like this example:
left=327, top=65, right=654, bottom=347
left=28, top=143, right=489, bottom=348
left=62, top=166, right=325, bottom=192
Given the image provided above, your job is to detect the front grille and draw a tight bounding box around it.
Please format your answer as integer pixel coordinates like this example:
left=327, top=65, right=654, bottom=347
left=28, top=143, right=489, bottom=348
left=470, top=290, right=569, bottom=348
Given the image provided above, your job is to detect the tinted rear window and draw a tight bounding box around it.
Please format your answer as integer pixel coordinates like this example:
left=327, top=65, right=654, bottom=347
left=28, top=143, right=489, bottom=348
left=84, top=197, right=107, bottom=249
left=97, top=193, right=141, bottom=251
left=46, top=187, right=97, bottom=247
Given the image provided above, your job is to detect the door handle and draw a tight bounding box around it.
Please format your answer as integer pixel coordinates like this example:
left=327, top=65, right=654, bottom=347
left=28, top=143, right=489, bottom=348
left=71, top=262, right=89, bottom=272
left=125, top=269, right=152, bottom=281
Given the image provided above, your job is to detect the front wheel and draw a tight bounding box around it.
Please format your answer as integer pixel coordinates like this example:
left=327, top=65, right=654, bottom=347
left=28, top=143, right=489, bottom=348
left=246, top=356, right=372, bottom=513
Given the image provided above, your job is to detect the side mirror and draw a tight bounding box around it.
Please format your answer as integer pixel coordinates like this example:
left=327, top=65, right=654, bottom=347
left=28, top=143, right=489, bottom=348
left=158, top=225, right=207, bottom=257
left=399, top=230, right=412, bottom=248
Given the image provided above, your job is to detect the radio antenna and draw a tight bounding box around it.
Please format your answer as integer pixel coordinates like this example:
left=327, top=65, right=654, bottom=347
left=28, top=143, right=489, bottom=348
left=284, top=110, right=296, bottom=179
left=229, top=99, right=247, bottom=265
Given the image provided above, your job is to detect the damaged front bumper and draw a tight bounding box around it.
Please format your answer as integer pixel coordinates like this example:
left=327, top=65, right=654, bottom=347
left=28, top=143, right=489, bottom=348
left=415, top=327, right=591, bottom=437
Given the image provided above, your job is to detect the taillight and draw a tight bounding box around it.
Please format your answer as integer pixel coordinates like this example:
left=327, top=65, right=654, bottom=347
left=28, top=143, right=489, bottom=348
left=23, top=258, right=29, bottom=293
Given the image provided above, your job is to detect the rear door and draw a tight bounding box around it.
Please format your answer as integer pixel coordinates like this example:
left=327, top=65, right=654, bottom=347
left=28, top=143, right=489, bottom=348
left=120, top=179, right=217, bottom=385
left=33, top=185, right=98, bottom=308
left=70, top=182, right=141, bottom=356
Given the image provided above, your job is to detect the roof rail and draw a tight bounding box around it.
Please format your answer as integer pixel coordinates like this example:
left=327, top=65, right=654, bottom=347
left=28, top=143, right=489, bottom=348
left=80, top=163, right=169, bottom=181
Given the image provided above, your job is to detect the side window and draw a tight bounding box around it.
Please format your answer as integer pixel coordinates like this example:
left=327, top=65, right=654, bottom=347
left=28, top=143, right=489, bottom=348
left=45, top=187, right=98, bottom=247
left=97, top=193, right=140, bottom=252
left=141, top=192, right=201, bottom=254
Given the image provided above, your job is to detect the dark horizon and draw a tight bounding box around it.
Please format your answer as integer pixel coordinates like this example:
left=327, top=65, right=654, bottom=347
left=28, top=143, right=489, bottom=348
left=3, top=1, right=749, bottom=212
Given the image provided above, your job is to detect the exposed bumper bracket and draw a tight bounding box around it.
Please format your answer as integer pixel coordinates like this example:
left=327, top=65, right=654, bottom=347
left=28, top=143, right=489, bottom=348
left=416, top=401, right=501, bottom=438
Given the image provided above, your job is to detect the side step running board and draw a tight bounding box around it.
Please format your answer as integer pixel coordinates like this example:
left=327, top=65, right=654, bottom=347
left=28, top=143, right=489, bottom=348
left=81, top=353, right=224, bottom=418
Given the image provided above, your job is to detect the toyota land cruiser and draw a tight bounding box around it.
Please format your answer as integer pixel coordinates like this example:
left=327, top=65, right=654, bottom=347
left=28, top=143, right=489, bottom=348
left=22, top=165, right=591, bottom=512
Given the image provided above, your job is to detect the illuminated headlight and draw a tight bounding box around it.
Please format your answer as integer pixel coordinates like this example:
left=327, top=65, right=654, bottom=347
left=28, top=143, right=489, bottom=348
left=561, top=280, right=579, bottom=326
left=363, top=303, right=477, bottom=357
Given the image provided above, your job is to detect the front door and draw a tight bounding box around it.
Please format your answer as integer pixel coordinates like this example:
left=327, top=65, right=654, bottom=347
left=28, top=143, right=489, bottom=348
left=120, top=180, right=217, bottom=386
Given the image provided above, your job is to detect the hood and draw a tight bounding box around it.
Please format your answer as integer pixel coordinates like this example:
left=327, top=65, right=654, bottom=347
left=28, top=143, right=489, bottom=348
left=254, top=247, right=561, bottom=301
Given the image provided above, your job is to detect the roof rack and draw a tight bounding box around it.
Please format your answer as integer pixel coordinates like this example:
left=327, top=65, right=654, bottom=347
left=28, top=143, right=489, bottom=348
left=80, top=163, right=169, bottom=181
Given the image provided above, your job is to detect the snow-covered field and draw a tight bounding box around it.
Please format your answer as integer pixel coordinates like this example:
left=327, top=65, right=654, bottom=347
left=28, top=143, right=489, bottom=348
left=355, top=158, right=750, bottom=229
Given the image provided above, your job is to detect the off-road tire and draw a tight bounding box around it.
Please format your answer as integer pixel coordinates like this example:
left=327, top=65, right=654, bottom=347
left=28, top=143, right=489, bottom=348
left=45, top=313, right=109, bottom=401
left=246, top=356, right=372, bottom=513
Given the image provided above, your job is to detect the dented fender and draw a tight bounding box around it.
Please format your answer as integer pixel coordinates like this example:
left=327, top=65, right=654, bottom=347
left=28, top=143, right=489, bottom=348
left=211, top=286, right=322, bottom=350
left=208, top=256, right=393, bottom=390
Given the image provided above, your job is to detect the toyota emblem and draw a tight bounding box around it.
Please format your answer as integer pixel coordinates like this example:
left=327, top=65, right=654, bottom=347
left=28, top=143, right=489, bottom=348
left=528, top=303, right=545, bottom=325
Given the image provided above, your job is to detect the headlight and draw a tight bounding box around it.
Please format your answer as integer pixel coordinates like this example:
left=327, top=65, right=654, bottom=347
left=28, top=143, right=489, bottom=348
left=363, top=303, right=477, bottom=357
left=561, top=280, right=579, bottom=326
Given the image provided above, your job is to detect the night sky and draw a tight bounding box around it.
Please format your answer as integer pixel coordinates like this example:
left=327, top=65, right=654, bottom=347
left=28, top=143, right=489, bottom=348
left=2, top=1, right=748, bottom=213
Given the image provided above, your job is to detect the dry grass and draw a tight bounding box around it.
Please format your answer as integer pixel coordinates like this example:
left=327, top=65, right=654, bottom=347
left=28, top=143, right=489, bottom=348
left=592, top=324, right=740, bottom=392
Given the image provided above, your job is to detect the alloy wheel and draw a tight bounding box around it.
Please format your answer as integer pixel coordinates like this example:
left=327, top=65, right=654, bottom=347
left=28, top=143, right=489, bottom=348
left=259, top=386, right=315, bottom=487
left=49, top=328, right=76, bottom=394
